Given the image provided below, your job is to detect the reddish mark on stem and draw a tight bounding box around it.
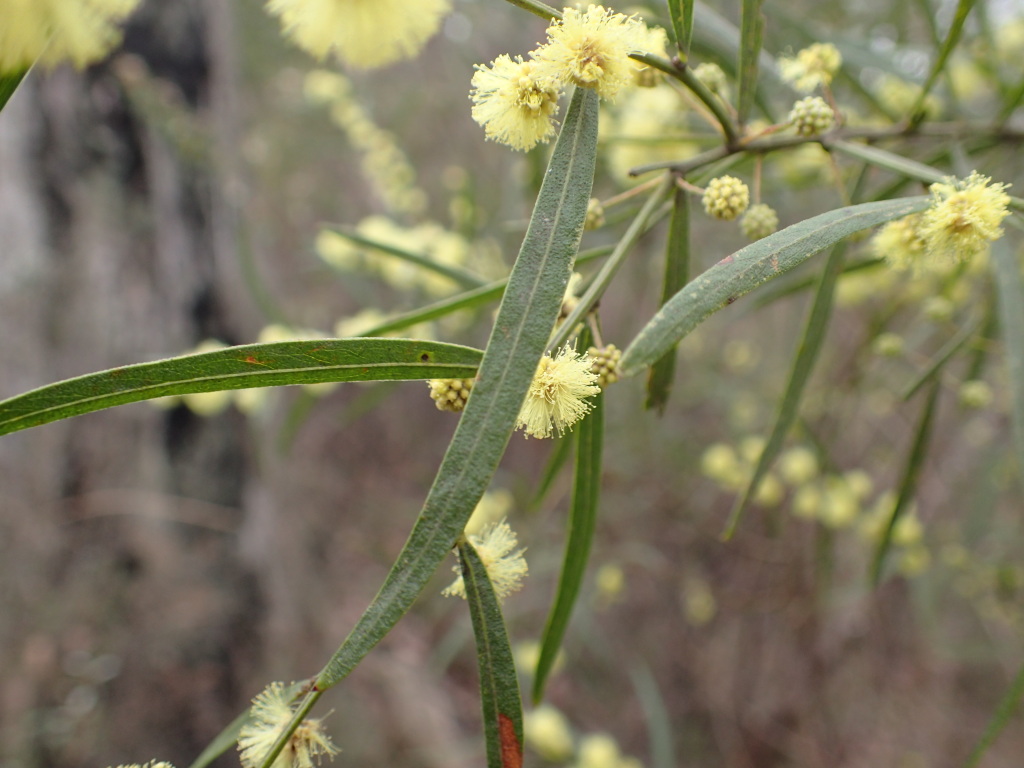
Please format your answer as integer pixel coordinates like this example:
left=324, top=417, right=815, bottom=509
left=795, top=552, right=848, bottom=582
left=717, top=254, right=735, bottom=266
left=243, top=356, right=268, bottom=366
left=498, top=713, right=522, bottom=768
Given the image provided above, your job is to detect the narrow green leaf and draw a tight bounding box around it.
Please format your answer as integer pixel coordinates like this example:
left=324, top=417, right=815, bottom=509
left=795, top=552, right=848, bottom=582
left=962, top=659, right=1024, bottom=768
left=908, top=0, right=978, bottom=123
left=631, top=664, right=677, bottom=768
left=0, top=339, right=483, bottom=437
left=324, top=225, right=488, bottom=290
left=737, top=0, right=765, bottom=125
left=620, top=197, right=931, bottom=376
left=0, top=69, right=28, bottom=113
left=311, top=87, right=599, bottom=691
left=667, top=0, right=695, bottom=54
left=869, top=378, right=941, bottom=586
left=459, top=538, right=525, bottom=768
left=900, top=317, right=981, bottom=401
left=646, top=186, right=690, bottom=413
left=187, top=708, right=249, bottom=768
left=992, top=240, right=1024, bottom=477
left=723, top=242, right=847, bottom=540
left=829, top=140, right=947, bottom=185
left=533, top=392, right=603, bottom=703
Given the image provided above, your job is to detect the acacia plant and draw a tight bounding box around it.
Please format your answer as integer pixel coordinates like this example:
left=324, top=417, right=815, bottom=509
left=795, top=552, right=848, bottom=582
left=1, top=0, right=1024, bottom=767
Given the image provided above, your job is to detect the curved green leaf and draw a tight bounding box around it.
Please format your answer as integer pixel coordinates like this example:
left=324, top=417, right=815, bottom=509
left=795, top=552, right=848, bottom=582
left=620, top=197, right=930, bottom=376
left=459, top=538, right=525, bottom=768
left=963, top=659, right=1024, bottom=768
left=310, top=87, right=599, bottom=692
left=533, top=392, right=603, bottom=703
left=0, top=339, right=482, bottom=437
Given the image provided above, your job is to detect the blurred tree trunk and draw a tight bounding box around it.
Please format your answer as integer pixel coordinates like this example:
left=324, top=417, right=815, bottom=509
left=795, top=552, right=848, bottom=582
left=0, top=2, right=262, bottom=765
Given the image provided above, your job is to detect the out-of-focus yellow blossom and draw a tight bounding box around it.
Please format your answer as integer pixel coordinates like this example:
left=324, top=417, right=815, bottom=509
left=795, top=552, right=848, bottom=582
left=792, top=484, right=821, bottom=520
left=533, top=4, right=651, bottom=100
left=701, top=443, right=744, bottom=489
left=871, top=332, right=904, bottom=358
left=601, top=83, right=695, bottom=180
left=595, top=562, right=626, bottom=605
left=843, top=470, right=874, bottom=502
left=465, top=488, right=514, bottom=536
left=516, top=346, right=600, bottom=439
left=958, top=380, right=994, bottom=410
left=898, top=544, right=931, bottom=576
left=739, top=435, right=766, bottom=464
left=753, top=473, right=784, bottom=507
left=525, top=705, right=575, bottom=763
left=778, top=446, right=818, bottom=485
left=874, top=74, right=942, bottom=119
left=266, top=0, right=451, bottom=70
left=778, top=42, right=842, bottom=92
left=470, top=54, right=563, bottom=151
left=892, top=512, right=924, bottom=547
left=740, top=203, right=778, bottom=241
left=514, top=640, right=566, bottom=677
left=995, top=18, right=1024, bottom=67
left=819, top=476, right=859, bottom=528
left=683, top=575, right=717, bottom=626
left=692, top=61, right=729, bottom=98
left=873, top=215, right=927, bottom=272
left=922, top=296, right=955, bottom=323
left=443, top=520, right=528, bottom=602
left=305, top=70, right=427, bottom=217
left=920, top=172, right=1011, bottom=264
left=576, top=732, right=642, bottom=768
left=0, top=0, right=142, bottom=73
left=238, top=682, right=337, bottom=768
left=630, top=24, right=668, bottom=86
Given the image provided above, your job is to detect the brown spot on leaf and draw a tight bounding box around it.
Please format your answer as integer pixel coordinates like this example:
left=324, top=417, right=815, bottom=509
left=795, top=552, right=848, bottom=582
left=498, top=713, right=522, bottom=768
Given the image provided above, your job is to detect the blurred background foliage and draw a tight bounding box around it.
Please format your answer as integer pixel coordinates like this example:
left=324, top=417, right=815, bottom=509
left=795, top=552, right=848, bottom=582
left=0, top=0, right=1023, bottom=767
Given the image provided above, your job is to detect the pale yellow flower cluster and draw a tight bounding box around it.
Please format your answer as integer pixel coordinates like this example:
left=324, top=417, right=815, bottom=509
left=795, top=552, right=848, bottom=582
left=471, top=5, right=660, bottom=151
left=778, top=42, right=842, bottom=93
left=238, top=682, right=337, bottom=768
left=0, top=0, right=142, bottom=73
left=444, top=520, right=529, bottom=602
left=304, top=69, right=427, bottom=218
left=266, top=0, right=451, bottom=69
left=873, top=172, right=1011, bottom=271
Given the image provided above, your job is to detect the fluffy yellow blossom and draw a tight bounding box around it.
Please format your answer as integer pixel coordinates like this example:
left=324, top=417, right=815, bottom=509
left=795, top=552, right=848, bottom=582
left=465, top=488, right=515, bottom=536
left=470, top=54, right=562, bottom=151
left=265, top=0, right=451, bottom=69
left=238, top=682, right=337, bottom=768
left=0, top=0, right=142, bottom=73
left=444, top=520, right=528, bottom=602
left=778, top=42, right=842, bottom=92
left=919, top=172, right=1011, bottom=263
left=532, top=4, right=650, bottom=100
left=516, top=345, right=601, bottom=438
